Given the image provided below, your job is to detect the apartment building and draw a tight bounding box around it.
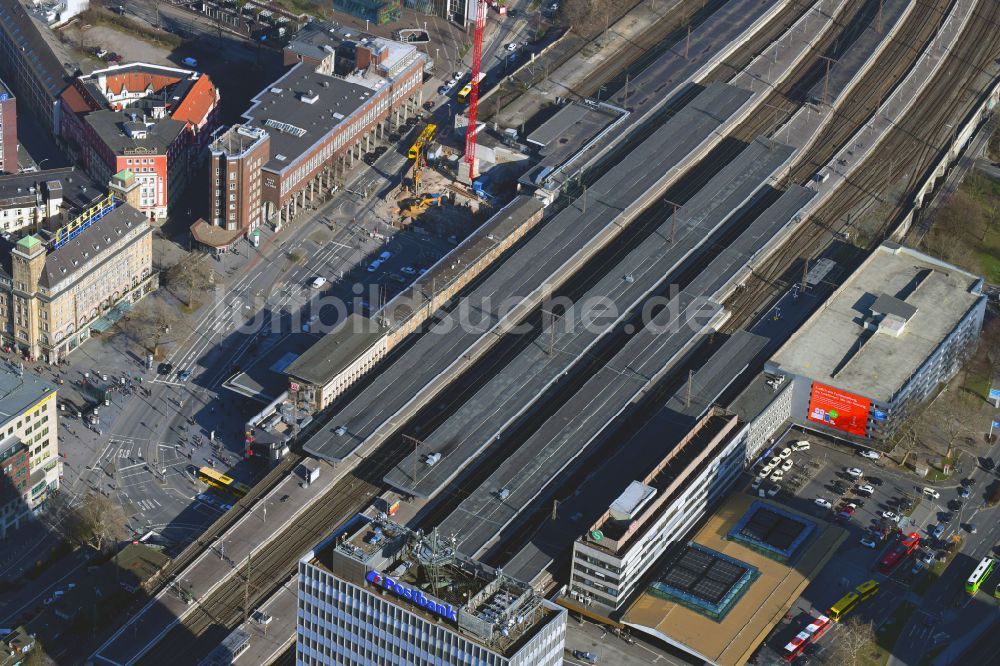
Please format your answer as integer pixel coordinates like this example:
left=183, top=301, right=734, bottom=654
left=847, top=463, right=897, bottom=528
left=0, top=367, right=58, bottom=539
left=0, top=167, right=104, bottom=234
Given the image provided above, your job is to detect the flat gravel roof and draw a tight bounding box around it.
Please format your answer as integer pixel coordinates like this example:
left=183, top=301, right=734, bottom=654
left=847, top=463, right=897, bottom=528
left=770, top=243, right=984, bottom=402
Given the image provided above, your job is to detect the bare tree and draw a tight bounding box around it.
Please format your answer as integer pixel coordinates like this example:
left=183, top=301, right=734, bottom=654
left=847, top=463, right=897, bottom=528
left=48, top=493, right=129, bottom=553
left=165, top=254, right=216, bottom=308
left=825, top=617, right=879, bottom=666
left=120, top=298, right=176, bottom=358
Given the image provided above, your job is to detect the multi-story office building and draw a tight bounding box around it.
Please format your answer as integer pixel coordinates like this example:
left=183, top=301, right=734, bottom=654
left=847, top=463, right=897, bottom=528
left=217, top=32, right=424, bottom=228
left=0, top=367, right=58, bottom=538
left=59, top=63, right=220, bottom=220
left=297, top=515, right=567, bottom=666
left=567, top=409, right=747, bottom=616
left=0, top=0, right=68, bottom=136
left=0, top=80, right=15, bottom=174
left=0, top=177, right=155, bottom=362
left=207, top=125, right=270, bottom=237
left=0, top=167, right=104, bottom=234
left=767, top=243, right=986, bottom=442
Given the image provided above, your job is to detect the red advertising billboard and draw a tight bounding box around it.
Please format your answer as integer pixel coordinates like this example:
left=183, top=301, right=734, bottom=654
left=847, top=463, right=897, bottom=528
left=807, top=383, right=870, bottom=436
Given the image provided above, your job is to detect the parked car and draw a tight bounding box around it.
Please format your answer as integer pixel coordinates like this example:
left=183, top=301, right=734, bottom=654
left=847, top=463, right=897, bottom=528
left=401, top=266, right=416, bottom=275
left=922, top=487, right=940, bottom=499
left=966, top=523, right=977, bottom=534
left=751, top=477, right=763, bottom=490
left=882, top=510, right=900, bottom=522
left=860, top=536, right=877, bottom=548
left=379, top=250, right=392, bottom=260
left=846, top=467, right=864, bottom=478
left=860, top=449, right=882, bottom=460
left=780, top=458, right=794, bottom=472
left=177, top=369, right=192, bottom=382
left=983, top=456, right=996, bottom=471
left=855, top=483, right=874, bottom=496
left=573, top=651, right=598, bottom=664
left=95, top=48, right=108, bottom=58
left=311, top=276, right=327, bottom=289
left=949, top=498, right=963, bottom=511
left=367, top=260, right=382, bottom=272
left=931, top=524, right=946, bottom=539
left=779, top=447, right=793, bottom=460
left=791, top=440, right=811, bottom=451
left=766, top=484, right=781, bottom=497
left=832, top=480, right=847, bottom=494
left=897, top=498, right=913, bottom=511
left=958, top=486, right=971, bottom=499
left=422, top=100, right=435, bottom=110
left=814, top=498, right=833, bottom=509
left=961, top=477, right=976, bottom=488
left=867, top=476, right=883, bottom=486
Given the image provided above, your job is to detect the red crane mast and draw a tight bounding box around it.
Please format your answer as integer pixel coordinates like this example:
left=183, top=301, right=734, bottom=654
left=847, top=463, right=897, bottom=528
left=464, top=0, right=487, bottom=180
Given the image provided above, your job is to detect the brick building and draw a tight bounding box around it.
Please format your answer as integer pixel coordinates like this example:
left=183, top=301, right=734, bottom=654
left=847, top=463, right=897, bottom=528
left=0, top=79, right=15, bottom=174
left=208, top=33, right=425, bottom=230
left=0, top=368, right=58, bottom=539
left=207, top=125, right=270, bottom=238
left=59, top=63, right=221, bottom=220
left=0, top=178, right=155, bottom=363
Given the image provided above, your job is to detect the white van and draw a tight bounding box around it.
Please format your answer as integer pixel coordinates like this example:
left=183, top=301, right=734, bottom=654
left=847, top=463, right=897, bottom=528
left=922, top=487, right=940, bottom=499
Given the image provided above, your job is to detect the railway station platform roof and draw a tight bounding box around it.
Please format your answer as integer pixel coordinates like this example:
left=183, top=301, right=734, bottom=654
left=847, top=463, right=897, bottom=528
left=303, top=83, right=752, bottom=464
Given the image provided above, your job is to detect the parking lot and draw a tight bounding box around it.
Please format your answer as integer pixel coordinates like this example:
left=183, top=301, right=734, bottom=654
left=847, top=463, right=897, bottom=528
left=744, top=429, right=973, bottom=664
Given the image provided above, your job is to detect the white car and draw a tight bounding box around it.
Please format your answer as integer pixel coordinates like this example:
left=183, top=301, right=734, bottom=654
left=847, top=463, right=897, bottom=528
left=311, top=276, right=327, bottom=289
left=846, top=467, right=864, bottom=478
left=791, top=440, right=811, bottom=451
left=860, top=536, right=877, bottom=548
left=860, top=450, right=882, bottom=460
left=779, top=447, right=793, bottom=460
left=856, top=483, right=875, bottom=495
left=922, top=487, right=940, bottom=499
left=505, top=42, right=518, bottom=51
left=882, top=510, right=899, bottom=522
left=780, top=458, right=794, bottom=472
left=814, top=498, right=833, bottom=509
left=770, top=469, right=784, bottom=480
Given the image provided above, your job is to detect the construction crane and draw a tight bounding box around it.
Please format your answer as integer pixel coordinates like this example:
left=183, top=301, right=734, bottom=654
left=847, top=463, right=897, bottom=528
left=464, top=0, right=487, bottom=180
left=410, top=142, right=423, bottom=194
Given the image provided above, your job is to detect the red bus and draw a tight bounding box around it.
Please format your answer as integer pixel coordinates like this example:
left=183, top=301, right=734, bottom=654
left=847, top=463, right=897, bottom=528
left=877, top=532, right=919, bottom=574
left=782, top=615, right=832, bottom=661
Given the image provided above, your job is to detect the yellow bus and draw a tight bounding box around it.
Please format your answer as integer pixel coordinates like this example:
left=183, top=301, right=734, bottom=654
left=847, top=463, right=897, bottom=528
left=198, top=466, right=250, bottom=499
left=198, top=466, right=234, bottom=490
left=855, top=579, right=879, bottom=601
left=827, top=591, right=860, bottom=622
left=407, top=123, right=437, bottom=159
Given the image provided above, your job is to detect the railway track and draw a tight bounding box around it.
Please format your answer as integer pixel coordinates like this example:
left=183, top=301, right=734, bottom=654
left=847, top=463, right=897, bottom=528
left=723, top=0, right=997, bottom=328
left=122, top=0, right=988, bottom=660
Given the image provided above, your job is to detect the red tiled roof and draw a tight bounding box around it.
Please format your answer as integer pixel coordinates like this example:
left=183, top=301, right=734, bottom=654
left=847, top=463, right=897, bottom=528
left=172, top=75, right=218, bottom=125
left=104, top=72, right=180, bottom=97
left=61, top=84, right=96, bottom=114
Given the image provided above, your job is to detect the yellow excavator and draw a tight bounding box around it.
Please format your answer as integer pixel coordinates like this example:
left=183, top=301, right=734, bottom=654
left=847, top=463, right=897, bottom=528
left=397, top=193, right=442, bottom=217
